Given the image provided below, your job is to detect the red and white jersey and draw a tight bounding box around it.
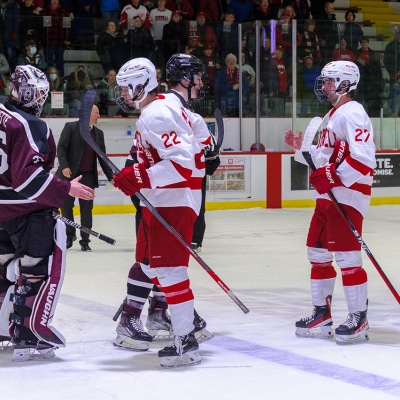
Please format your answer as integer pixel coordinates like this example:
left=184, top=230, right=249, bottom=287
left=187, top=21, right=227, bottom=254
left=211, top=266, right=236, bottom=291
left=119, top=4, right=151, bottom=39
left=149, top=8, right=172, bottom=40
left=298, top=101, right=375, bottom=217
left=136, top=92, right=210, bottom=214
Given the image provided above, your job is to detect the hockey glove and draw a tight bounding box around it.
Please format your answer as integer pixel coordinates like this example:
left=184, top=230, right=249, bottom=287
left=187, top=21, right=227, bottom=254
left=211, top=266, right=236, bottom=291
left=329, top=141, right=349, bottom=165
left=205, top=152, right=221, bottom=175
left=309, top=163, right=343, bottom=194
left=113, top=163, right=151, bottom=196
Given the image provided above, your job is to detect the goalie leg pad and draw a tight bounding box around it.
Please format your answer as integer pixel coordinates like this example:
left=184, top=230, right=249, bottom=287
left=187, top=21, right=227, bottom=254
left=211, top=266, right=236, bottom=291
left=10, top=219, right=67, bottom=348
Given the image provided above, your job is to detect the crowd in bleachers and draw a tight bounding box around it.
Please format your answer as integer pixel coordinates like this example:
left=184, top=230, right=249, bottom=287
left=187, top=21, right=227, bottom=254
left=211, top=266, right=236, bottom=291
left=1, top=0, right=400, bottom=118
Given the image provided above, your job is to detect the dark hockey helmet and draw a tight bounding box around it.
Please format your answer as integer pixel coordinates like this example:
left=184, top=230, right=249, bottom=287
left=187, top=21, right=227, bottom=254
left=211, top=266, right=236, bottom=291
left=165, top=53, right=209, bottom=98
left=9, top=65, right=49, bottom=116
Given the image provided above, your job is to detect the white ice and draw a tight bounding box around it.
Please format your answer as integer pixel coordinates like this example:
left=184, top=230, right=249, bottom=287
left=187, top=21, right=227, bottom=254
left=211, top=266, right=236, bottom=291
left=2, top=206, right=400, bottom=400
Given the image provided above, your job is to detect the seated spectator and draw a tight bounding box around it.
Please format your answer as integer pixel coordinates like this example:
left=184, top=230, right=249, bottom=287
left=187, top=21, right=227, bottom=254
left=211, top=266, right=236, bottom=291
left=214, top=52, right=250, bottom=117
left=251, top=0, right=273, bottom=22
left=162, top=10, right=188, bottom=61
left=156, top=66, right=169, bottom=93
left=344, top=9, right=364, bottom=54
left=269, top=0, right=282, bottom=19
left=0, top=52, right=10, bottom=95
left=96, top=20, right=125, bottom=74
left=299, top=19, right=321, bottom=65
left=186, top=31, right=202, bottom=55
left=17, top=39, right=47, bottom=72
left=197, top=42, right=218, bottom=95
left=216, top=11, right=238, bottom=65
left=165, top=0, right=194, bottom=21
left=297, top=55, right=321, bottom=117
left=42, top=66, right=68, bottom=116
left=195, top=11, right=217, bottom=51
left=198, top=0, right=227, bottom=22
left=100, top=0, right=120, bottom=24
left=71, top=0, right=95, bottom=46
left=41, top=0, right=71, bottom=78
left=288, top=0, right=310, bottom=32
left=126, top=15, right=154, bottom=60
left=119, top=0, right=152, bottom=44
left=96, top=68, right=119, bottom=116
left=228, top=0, right=254, bottom=23
left=65, top=65, right=95, bottom=117
left=262, top=46, right=288, bottom=117
left=240, top=49, right=256, bottom=116
left=332, top=38, right=356, bottom=62
left=276, top=10, right=302, bottom=67
left=19, top=0, right=43, bottom=47
left=149, top=0, right=172, bottom=67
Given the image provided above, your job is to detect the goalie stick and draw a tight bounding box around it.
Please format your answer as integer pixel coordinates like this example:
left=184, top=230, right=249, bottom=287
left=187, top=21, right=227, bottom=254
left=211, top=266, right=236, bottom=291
left=300, top=117, right=400, bottom=304
left=80, top=90, right=249, bottom=314
left=53, top=213, right=116, bottom=245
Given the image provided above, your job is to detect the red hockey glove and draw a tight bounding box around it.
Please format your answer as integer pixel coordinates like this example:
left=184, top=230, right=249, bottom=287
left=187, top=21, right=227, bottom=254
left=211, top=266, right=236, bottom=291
left=113, top=163, right=151, bottom=196
left=329, top=141, right=349, bottom=165
left=309, top=163, right=343, bottom=194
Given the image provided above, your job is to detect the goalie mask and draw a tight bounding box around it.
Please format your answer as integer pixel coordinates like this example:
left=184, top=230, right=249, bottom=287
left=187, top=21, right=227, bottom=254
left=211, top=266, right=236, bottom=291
left=166, top=54, right=209, bottom=100
left=115, top=58, right=158, bottom=112
left=9, top=65, right=49, bottom=116
left=314, top=61, right=360, bottom=104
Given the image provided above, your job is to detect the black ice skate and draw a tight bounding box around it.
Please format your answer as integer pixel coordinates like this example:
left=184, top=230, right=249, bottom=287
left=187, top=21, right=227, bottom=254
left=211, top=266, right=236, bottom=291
left=335, top=310, right=369, bottom=345
left=114, top=313, right=153, bottom=351
left=146, top=297, right=173, bottom=341
left=295, top=296, right=333, bottom=339
left=193, top=309, right=214, bottom=343
left=158, top=330, right=201, bottom=368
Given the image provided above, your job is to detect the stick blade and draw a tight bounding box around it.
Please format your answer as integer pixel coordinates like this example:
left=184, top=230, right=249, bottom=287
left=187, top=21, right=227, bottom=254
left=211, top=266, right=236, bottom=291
left=300, top=117, right=322, bottom=152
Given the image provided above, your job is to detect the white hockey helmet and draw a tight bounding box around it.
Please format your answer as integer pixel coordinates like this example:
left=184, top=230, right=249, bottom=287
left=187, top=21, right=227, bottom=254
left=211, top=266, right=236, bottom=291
left=9, top=65, right=49, bottom=116
left=314, top=61, right=360, bottom=103
left=114, top=58, right=158, bottom=112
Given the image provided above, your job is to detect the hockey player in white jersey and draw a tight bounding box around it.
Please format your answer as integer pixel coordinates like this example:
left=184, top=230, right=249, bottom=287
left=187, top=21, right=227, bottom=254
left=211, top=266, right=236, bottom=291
left=113, top=56, right=211, bottom=367
left=284, top=61, right=376, bottom=344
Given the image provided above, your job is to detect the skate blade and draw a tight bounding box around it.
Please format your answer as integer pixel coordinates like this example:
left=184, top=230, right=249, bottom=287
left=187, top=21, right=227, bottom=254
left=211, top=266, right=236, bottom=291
left=148, top=329, right=174, bottom=342
left=160, top=350, right=201, bottom=368
left=12, top=347, right=56, bottom=362
left=196, top=328, right=214, bottom=344
left=113, top=334, right=150, bottom=351
left=0, top=337, right=12, bottom=352
left=335, top=331, right=369, bottom=345
left=295, top=326, right=334, bottom=339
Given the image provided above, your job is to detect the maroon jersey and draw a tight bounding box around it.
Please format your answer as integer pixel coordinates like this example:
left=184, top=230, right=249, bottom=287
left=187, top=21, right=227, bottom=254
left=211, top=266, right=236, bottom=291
left=0, top=97, right=70, bottom=222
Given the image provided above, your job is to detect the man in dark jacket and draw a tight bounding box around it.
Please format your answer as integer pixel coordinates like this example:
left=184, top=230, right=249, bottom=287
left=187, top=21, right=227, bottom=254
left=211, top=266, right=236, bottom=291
left=56, top=105, right=113, bottom=251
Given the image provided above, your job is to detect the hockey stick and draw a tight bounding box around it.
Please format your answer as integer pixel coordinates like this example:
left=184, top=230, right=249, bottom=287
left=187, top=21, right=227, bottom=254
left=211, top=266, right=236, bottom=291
left=79, top=91, right=249, bottom=314
left=214, top=108, right=224, bottom=151
left=53, top=212, right=116, bottom=245
left=300, top=118, right=400, bottom=304
left=205, top=108, right=224, bottom=161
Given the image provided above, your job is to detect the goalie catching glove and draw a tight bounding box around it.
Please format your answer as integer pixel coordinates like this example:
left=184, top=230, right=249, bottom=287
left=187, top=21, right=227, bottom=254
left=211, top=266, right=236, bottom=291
left=113, top=163, right=151, bottom=196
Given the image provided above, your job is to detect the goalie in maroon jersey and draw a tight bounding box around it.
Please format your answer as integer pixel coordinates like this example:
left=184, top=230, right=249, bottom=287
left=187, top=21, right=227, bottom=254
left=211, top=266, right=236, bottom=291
left=0, top=65, right=95, bottom=361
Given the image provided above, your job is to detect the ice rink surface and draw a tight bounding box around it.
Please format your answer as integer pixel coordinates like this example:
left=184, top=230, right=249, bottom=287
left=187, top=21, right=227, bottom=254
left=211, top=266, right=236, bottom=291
left=2, top=206, right=400, bottom=399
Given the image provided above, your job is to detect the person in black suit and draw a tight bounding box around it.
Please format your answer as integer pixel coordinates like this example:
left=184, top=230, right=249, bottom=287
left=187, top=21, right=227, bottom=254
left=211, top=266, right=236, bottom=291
left=56, top=105, right=113, bottom=251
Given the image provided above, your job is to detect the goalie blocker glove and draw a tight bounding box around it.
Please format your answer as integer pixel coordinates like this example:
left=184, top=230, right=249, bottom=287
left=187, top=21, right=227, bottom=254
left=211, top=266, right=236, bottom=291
left=113, top=163, right=151, bottom=196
